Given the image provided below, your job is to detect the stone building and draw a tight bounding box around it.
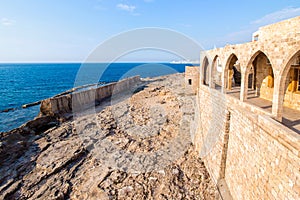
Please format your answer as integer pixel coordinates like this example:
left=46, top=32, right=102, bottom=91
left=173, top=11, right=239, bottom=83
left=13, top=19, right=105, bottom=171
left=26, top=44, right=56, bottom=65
left=185, top=66, right=199, bottom=94
left=187, top=16, right=300, bottom=199
left=200, top=16, right=300, bottom=121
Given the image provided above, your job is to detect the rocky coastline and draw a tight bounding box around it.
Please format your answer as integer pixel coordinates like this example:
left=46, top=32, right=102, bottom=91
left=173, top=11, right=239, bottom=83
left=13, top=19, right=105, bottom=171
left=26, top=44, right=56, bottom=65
left=0, top=73, right=218, bottom=199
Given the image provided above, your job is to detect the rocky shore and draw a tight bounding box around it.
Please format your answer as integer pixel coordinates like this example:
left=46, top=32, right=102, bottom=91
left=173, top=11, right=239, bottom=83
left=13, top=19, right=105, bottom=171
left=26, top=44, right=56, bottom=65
left=0, top=73, right=218, bottom=199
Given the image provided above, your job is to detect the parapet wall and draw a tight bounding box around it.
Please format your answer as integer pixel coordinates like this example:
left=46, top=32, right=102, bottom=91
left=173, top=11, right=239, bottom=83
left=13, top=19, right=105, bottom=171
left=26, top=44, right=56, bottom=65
left=258, top=16, right=300, bottom=43
left=195, top=85, right=300, bottom=199
left=40, top=76, right=141, bottom=117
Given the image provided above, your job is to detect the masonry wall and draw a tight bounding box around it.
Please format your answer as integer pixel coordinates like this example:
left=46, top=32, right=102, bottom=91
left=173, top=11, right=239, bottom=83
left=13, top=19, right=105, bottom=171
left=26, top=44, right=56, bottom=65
left=195, top=86, right=300, bottom=199
left=195, top=85, right=228, bottom=181
left=283, top=69, right=300, bottom=111
left=284, top=91, right=300, bottom=110
left=226, top=105, right=300, bottom=199
left=40, top=76, right=141, bottom=117
left=185, top=66, right=200, bottom=94
left=256, top=55, right=274, bottom=101
left=258, top=16, right=300, bottom=43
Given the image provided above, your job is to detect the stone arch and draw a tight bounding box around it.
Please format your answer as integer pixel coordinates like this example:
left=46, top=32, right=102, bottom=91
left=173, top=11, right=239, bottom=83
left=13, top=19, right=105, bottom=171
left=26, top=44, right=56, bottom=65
left=211, top=55, right=222, bottom=88
left=224, top=53, right=241, bottom=90
left=201, top=56, right=210, bottom=86
left=278, top=49, right=300, bottom=89
left=245, top=50, right=274, bottom=102
left=278, top=49, right=300, bottom=112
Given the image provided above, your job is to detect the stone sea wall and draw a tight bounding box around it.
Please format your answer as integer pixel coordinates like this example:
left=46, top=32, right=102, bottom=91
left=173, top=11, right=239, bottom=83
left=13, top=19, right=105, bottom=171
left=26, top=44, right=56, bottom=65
left=40, top=76, right=141, bottom=117
left=195, top=85, right=300, bottom=199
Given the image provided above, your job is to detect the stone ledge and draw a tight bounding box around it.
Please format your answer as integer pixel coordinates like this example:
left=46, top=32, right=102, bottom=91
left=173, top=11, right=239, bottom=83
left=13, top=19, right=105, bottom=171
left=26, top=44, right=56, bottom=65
left=257, top=115, right=300, bottom=157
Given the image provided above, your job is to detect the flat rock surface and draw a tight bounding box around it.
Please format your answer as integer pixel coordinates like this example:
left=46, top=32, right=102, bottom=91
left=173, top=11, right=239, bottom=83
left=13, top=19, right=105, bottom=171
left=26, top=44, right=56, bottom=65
left=0, top=73, right=218, bottom=200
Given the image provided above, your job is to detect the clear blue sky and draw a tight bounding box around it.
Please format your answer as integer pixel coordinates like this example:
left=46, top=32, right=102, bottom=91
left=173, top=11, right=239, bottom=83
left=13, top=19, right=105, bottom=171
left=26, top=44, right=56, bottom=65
left=0, top=0, right=299, bottom=62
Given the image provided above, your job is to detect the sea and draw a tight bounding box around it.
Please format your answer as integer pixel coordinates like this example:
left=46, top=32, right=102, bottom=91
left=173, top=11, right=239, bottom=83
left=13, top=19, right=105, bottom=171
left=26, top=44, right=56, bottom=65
left=0, top=63, right=192, bottom=132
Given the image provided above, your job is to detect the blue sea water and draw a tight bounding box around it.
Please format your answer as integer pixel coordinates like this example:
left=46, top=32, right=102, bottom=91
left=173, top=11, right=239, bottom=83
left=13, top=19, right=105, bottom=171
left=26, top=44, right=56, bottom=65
left=0, top=63, right=190, bottom=132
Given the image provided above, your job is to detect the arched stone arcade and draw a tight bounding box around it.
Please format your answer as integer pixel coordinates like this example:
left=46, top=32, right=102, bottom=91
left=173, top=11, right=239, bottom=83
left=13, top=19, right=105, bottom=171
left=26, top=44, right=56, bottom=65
left=192, top=17, right=300, bottom=130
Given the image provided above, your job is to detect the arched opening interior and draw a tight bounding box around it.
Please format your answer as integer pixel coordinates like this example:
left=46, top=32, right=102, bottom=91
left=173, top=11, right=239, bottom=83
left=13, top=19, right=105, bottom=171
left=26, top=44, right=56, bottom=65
left=281, top=51, right=300, bottom=133
left=227, top=54, right=241, bottom=89
left=283, top=52, right=300, bottom=111
left=212, top=56, right=222, bottom=89
left=248, top=52, right=274, bottom=100
left=202, top=57, right=210, bottom=86
left=245, top=51, right=274, bottom=112
left=225, top=54, right=241, bottom=98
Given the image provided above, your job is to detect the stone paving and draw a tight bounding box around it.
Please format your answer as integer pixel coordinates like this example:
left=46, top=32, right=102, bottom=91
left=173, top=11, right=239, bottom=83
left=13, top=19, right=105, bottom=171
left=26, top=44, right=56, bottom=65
left=226, top=86, right=300, bottom=134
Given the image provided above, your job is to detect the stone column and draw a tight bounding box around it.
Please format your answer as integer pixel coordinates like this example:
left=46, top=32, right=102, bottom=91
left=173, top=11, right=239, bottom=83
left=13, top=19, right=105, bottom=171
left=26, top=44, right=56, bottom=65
left=251, top=74, right=255, bottom=89
left=272, top=76, right=284, bottom=121
left=209, top=62, right=213, bottom=88
left=221, top=67, right=226, bottom=94
left=228, top=70, right=233, bottom=90
left=240, top=69, right=248, bottom=102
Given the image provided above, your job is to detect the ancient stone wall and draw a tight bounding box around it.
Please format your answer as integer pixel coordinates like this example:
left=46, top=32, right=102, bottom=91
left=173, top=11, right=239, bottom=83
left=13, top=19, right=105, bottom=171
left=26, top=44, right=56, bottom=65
left=40, top=76, right=141, bottom=117
left=283, top=68, right=300, bottom=110
left=195, top=85, right=300, bottom=199
left=284, top=91, right=300, bottom=110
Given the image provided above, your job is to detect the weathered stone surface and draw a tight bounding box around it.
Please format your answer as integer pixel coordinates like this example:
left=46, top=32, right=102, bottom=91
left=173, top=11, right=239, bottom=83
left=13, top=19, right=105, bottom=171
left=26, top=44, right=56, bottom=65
left=0, top=73, right=218, bottom=200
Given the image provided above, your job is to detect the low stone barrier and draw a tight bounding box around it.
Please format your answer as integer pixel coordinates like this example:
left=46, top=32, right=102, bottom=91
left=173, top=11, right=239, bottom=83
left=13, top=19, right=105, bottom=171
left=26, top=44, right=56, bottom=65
left=40, top=76, right=141, bottom=117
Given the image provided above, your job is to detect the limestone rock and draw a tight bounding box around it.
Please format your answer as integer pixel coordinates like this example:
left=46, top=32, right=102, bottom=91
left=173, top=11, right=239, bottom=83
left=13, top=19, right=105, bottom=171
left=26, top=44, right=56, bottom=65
left=0, top=73, right=218, bottom=200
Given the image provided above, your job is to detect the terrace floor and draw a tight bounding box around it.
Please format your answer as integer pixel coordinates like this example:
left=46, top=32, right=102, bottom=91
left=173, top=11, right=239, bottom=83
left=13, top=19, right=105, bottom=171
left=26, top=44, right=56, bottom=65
left=225, top=86, right=300, bottom=134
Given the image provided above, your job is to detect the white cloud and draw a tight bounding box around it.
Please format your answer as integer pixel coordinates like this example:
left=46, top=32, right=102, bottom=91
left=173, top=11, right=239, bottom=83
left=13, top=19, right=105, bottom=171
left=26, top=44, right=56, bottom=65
left=1, top=18, right=16, bottom=26
left=117, top=3, right=136, bottom=12
left=251, top=7, right=300, bottom=26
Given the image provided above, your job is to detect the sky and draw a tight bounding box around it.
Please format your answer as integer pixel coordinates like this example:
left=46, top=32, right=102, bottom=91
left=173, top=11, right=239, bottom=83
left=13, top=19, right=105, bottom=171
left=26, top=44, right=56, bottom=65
left=0, top=0, right=300, bottom=62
